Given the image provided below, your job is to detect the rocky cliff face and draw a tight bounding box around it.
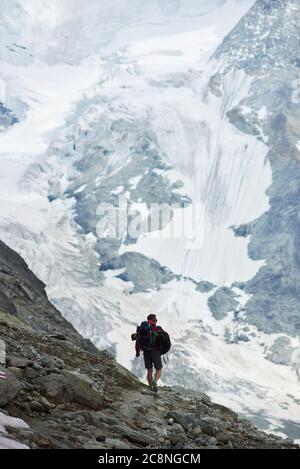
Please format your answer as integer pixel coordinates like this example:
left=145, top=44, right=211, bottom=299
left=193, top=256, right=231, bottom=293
left=212, top=0, right=300, bottom=344
left=0, top=241, right=298, bottom=449
left=0, top=240, right=97, bottom=354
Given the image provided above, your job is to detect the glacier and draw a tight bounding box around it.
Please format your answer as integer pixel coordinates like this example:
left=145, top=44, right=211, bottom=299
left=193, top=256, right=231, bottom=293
left=0, top=0, right=300, bottom=441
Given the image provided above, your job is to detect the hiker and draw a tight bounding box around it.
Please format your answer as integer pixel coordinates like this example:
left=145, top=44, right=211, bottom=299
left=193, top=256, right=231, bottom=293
left=134, top=313, right=171, bottom=393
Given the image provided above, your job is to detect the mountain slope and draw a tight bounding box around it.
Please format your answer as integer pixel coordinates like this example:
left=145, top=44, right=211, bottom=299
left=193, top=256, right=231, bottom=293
left=0, top=241, right=298, bottom=449
left=0, top=0, right=299, bottom=442
left=0, top=240, right=97, bottom=353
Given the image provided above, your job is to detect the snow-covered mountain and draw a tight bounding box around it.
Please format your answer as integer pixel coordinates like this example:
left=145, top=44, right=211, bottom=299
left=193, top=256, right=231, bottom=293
left=0, top=0, right=299, bottom=441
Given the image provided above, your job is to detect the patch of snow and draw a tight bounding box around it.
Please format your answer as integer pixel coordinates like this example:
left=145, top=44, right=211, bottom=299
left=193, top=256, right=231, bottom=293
left=0, top=412, right=29, bottom=450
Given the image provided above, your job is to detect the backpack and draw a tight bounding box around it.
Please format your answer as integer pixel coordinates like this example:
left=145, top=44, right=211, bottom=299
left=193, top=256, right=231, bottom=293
left=136, top=321, right=155, bottom=352
left=134, top=322, right=171, bottom=355
left=158, top=329, right=171, bottom=355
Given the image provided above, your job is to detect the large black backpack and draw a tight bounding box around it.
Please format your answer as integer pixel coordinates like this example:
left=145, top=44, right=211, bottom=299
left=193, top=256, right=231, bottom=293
left=137, top=321, right=154, bottom=352
left=158, top=329, right=171, bottom=355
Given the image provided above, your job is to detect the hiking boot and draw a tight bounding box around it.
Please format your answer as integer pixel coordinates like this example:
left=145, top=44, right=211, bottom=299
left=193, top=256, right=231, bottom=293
left=152, top=379, right=158, bottom=393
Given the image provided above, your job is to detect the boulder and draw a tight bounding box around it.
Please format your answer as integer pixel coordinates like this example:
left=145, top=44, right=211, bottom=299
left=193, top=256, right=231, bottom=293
left=6, top=356, right=32, bottom=369
left=62, top=370, right=104, bottom=410
left=0, top=369, right=23, bottom=405
left=34, top=370, right=104, bottom=410
left=8, top=367, right=23, bottom=379
left=34, top=373, right=69, bottom=402
left=165, top=411, right=198, bottom=431
left=111, top=424, right=156, bottom=446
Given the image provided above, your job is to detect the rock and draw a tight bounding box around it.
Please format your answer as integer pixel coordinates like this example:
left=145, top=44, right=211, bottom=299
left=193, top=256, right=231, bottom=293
left=34, top=370, right=104, bottom=410
left=62, top=370, right=104, bottom=410
left=216, top=433, right=232, bottom=444
left=200, top=416, right=221, bottom=426
left=33, top=436, right=52, bottom=448
left=223, top=441, right=233, bottom=449
left=0, top=369, right=23, bottom=405
left=156, top=426, right=168, bottom=438
left=169, top=423, right=185, bottom=434
left=6, top=355, right=32, bottom=369
left=190, top=427, right=203, bottom=438
left=169, top=433, right=188, bottom=446
left=49, top=334, right=68, bottom=341
left=90, top=411, right=119, bottom=427
left=195, top=403, right=210, bottom=417
left=8, top=367, right=23, bottom=379
left=197, top=419, right=219, bottom=437
left=207, top=437, right=218, bottom=445
left=105, top=438, right=131, bottom=449
left=111, top=424, right=156, bottom=446
left=30, top=401, right=46, bottom=412
left=17, top=402, right=31, bottom=413
left=86, top=426, right=106, bottom=442
left=24, top=367, right=39, bottom=379
left=34, top=373, right=69, bottom=402
left=84, top=440, right=108, bottom=449
left=248, top=431, right=266, bottom=442
left=118, top=402, right=141, bottom=422
left=165, top=411, right=198, bottom=431
left=39, top=396, right=55, bottom=411
left=238, top=418, right=254, bottom=427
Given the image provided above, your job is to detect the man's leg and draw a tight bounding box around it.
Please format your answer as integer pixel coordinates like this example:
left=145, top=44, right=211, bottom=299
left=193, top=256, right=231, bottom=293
left=155, top=368, right=162, bottom=382
left=147, top=368, right=153, bottom=386
left=144, top=351, right=153, bottom=387
left=152, top=351, right=163, bottom=392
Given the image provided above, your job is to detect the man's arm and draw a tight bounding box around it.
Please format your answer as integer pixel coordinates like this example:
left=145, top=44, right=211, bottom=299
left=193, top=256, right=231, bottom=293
left=135, top=335, right=141, bottom=356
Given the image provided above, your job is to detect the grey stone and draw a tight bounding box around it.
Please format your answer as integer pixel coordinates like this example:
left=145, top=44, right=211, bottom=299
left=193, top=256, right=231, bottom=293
left=90, top=411, right=119, bottom=426
left=86, top=426, right=106, bottom=442
left=84, top=440, right=108, bottom=449
left=24, top=367, right=39, bottom=379
left=105, top=438, right=131, bottom=449
left=165, top=411, right=198, bottom=431
left=111, top=424, right=156, bottom=446
left=34, top=370, right=104, bottom=410
left=6, top=356, right=32, bottom=369
left=197, top=420, right=219, bottom=437
left=169, top=423, right=185, bottom=434
left=217, top=433, right=232, bottom=444
left=8, top=367, right=23, bottom=379
left=61, top=370, right=104, bottom=410
left=169, top=433, right=188, bottom=446
left=208, top=287, right=239, bottom=320
left=0, top=369, right=23, bottom=405
left=30, top=401, right=45, bottom=413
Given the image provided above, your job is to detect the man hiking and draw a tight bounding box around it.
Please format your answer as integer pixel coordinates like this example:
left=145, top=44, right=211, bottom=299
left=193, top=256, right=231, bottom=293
left=135, top=314, right=170, bottom=393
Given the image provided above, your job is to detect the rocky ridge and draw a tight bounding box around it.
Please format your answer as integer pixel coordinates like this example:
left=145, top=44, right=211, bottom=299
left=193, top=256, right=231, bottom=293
left=0, top=309, right=298, bottom=450
left=0, top=241, right=298, bottom=450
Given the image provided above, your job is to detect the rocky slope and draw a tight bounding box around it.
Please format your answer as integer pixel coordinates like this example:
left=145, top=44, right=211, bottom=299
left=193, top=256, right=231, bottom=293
left=0, top=0, right=299, bottom=439
left=0, top=240, right=97, bottom=354
left=0, top=307, right=299, bottom=450
left=0, top=242, right=298, bottom=449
